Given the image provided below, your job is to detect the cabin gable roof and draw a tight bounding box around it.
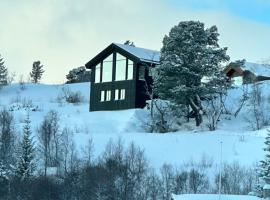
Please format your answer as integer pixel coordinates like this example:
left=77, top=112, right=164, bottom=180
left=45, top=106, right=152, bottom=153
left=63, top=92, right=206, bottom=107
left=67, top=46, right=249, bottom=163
left=85, top=43, right=160, bottom=69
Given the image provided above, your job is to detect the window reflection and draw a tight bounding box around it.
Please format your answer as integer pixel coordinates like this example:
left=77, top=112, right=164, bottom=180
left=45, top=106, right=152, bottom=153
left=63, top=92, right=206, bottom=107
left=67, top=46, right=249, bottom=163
left=127, top=59, right=133, bottom=80
left=102, top=54, right=113, bottom=82
left=115, top=53, right=126, bottom=81
left=95, top=63, right=101, bottom=83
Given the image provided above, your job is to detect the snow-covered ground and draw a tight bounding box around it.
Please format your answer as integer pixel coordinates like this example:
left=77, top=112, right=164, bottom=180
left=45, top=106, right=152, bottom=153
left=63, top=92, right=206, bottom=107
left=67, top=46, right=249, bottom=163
left=0, top=81, right=269, bottom=169
left=171, top=194, right=260, bottom=200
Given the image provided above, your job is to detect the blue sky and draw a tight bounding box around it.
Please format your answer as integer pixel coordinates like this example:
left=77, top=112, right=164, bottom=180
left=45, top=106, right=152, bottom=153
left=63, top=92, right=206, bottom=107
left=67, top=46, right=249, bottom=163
left=168, top=0, right=270, bottom=25
left=0, top=0, right=270, bottom=83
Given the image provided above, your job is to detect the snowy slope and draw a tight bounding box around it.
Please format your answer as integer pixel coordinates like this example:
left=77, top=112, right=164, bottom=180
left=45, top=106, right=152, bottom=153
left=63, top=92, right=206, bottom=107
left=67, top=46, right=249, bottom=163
left=171, top=194, right=261, bottom=200
left=0, top=82, right=269, bottom=169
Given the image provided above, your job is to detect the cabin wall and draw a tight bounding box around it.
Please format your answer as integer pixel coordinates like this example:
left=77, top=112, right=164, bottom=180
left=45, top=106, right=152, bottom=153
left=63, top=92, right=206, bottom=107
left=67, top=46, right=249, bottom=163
left=90, top=80, right=136, bottom=111
left=89, top=54, right=137, bottom=111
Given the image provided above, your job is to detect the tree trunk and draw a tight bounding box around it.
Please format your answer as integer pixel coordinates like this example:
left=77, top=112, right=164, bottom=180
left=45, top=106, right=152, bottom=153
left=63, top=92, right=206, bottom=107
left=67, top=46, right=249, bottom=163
left=189, top=96, right=203, bottom=126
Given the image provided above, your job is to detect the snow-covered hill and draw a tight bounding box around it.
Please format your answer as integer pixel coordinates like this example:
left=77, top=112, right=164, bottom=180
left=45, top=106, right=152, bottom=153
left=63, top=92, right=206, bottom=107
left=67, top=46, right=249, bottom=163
left=0, top=81, right=269, bottom=169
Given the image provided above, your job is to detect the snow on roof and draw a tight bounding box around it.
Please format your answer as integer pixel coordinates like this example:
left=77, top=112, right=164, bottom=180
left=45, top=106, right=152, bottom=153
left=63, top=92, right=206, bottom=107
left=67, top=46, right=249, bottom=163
left=171, top=194, right=261, bottom=200
left=264, top=184, right=270, bottom=190
left=113, top=43, right=160, bottom=63
left=244, top=62, right=270, bottom=77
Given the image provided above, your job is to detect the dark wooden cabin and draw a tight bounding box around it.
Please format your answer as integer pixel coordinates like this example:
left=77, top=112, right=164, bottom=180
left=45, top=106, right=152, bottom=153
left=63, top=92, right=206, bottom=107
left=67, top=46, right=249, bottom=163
left=85, top=43, right=160, bottom=111
left=224, top=62, right=270, bottom=84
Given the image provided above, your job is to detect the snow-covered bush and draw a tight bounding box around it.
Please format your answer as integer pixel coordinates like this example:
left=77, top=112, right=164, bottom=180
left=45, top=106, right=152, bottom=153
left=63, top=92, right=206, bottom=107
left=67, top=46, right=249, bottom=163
left=143, top=99, right=184, bottom=133
left=18, top=74, right=26, bottom=90
left=57, top=87, right=85, bottom=104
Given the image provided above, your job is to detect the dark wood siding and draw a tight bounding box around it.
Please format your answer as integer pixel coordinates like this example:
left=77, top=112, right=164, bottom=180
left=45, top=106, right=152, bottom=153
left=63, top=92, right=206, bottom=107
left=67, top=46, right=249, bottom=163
left=90, top=51, right=137, bottom=111
left=88, top=44, right=157, bottom=112
left=90, top=80, right=136, bottom=111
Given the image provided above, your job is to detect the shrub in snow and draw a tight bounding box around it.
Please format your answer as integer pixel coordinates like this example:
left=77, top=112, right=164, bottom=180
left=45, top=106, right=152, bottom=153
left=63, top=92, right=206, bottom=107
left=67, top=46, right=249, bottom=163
left=143, top=99, right=183, bottom=133
left=57, top=86, right=84, bottom=104
left=18, top=74, right=26, bottom=90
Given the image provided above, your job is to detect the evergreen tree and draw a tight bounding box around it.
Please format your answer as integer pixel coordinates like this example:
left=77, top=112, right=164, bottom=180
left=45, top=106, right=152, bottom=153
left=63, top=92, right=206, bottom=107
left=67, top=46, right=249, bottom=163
left=16, top=115, right=35, bottom=180
left=155, top=21, right=230, bottom=126
left=66, top=66, right=91, bottom=84
left=255, top=130, right=270, bottom=197
left=30, top=61, right=44, bottom=83
left=0, top=54, right=8, bottom=86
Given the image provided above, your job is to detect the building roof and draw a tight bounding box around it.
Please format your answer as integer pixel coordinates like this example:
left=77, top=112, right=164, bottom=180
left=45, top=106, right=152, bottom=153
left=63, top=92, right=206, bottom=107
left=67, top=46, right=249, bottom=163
left=113, top=43, right=160, bottom=63
left=243, top=62, right=270, bottom=77
left=85, top=43, right=160, bottom=69
left=224, top=61, right=270, bottom=77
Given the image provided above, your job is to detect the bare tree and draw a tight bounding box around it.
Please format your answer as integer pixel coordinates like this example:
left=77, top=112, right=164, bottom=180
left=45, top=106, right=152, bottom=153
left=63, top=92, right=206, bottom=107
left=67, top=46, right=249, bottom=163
left=188, top=168, right=209, bottom=194
left=81, top=137, right=94, bottom=167
left=38, top=110, right=60, bottom=176
left=0, top=109, right=16, bottom=169
left=160, top=164, right=175, bottom=200
left=246, top=83, right=269, bottom=130
left=234, top=84, right=249, bottom=117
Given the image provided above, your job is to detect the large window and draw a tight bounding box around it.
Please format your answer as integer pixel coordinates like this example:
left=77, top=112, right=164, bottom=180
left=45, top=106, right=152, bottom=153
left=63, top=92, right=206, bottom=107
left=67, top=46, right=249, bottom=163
left=95, top=63, right=101, bottom=83
left=95, top=53, right=134, bottom=83
left=115, top=53, right=127, bottom=81
left=102, top=54, right=113, bottom=82
left=127, top=59, right=133, bottom=80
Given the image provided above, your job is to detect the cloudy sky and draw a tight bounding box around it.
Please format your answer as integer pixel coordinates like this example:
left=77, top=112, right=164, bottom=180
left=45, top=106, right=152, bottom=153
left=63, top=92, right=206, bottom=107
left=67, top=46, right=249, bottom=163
left=0, top=0, right=270, bottom=83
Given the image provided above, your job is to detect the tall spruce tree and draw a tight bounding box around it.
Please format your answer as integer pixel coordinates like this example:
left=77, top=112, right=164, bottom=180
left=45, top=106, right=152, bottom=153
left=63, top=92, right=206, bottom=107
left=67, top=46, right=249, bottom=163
left=155, top=21, right=230, bottom=126
left=0, top=54, right=8, bottom=86
left=255, top=130, right=270, bottom=197
left=30, top=61, right=44, bottom=83
left=16, top=115, right=35, bottom=180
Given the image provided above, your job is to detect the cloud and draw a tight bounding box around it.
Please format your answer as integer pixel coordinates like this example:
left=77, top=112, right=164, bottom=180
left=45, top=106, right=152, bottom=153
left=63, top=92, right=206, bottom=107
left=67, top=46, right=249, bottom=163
left=0, top=0, right=269, bottom=83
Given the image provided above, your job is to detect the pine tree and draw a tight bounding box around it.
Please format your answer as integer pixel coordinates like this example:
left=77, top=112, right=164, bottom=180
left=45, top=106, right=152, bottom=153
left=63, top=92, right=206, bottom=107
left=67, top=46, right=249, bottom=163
left=16, top=115, right=35, bottom=180
left=0, top=54, right=8, bottom=87
left=155, top=21, right=230, bottom=126
left=255, top=130, right=270, bottom=197
left=30, top=61, right=44, bottom=83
